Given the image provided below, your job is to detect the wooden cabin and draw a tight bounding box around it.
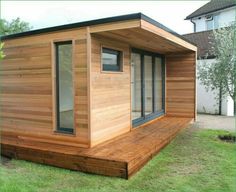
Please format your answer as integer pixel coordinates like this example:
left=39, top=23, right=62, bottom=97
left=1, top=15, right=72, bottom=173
left=0, top=13, right=197, bottom=178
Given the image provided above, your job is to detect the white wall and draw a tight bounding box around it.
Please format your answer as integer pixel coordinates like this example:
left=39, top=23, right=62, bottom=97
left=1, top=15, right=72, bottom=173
left=221, top=95, right=234, bottom=116
left=197, top=59, right=234, bottom=116
left=193, top=7, right=236, bottom=32
left=197, top=59, right=219, bottom=114
left=218, top=7, right=236, bottom=28
left=193, top=17, right=206, bottom=32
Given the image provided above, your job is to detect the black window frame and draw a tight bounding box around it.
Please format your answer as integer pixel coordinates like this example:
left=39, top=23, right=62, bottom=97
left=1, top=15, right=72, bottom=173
left=131, top=48, right=165, bottom=127
left=55, top=40, right=74, bottom=135
left=102, top=47, right=123, bottom=72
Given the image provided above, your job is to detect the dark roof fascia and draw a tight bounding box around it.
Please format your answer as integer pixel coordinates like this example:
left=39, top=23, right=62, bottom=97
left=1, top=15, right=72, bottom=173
left=0, top=12, right=196, bottom=47
left=0, top=13, right=142, bottom=41
left=185, top=4, right=236, bottom=20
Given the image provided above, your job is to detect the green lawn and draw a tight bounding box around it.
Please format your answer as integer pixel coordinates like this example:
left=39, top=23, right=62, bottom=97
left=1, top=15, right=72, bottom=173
left=0, top=128, right=236, bottom=192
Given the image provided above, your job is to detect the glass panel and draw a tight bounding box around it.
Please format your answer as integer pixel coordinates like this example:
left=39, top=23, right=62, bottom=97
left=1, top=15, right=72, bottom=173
left=102, top=52, right=118, bottom=65
left=131, top=53, right=142, bottom=120
left=206, top=19, right=213, bottom=30
left=102, top=48, right=121, bottom=71
left=131, top=50, right=165, bottom=126
left=214, top=15, right=219, bottom=29
left=155, top=57, right=163, bottom=112
left=144, top=55, right=153, bottom=115
left=57, top=42, right=74, bottom=133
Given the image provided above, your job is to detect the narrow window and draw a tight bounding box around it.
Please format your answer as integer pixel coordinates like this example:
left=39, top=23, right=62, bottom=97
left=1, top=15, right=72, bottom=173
left=102, top=47, right=122, bottom=72
left=206, top=16, right=214, bottom=30
left=214, top=15, right=219, bottom=29
left=55, top=41, right=74, bottom=134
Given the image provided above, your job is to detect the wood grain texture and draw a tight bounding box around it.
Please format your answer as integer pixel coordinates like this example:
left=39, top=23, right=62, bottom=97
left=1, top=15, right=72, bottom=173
left=94, top=28, right=191, bottom=55
left=90, top=34, right=131, bottom=147
left=1, top=116, right=192, bottom=179
left=165, top=52, right=196, bottom=118
left=1, top=28, right=90, bottom=148
left=89, top=19, right=140, bottom=33
left=1, top=20, right=196, bottom=152
left=140, top=19, right=197, bottom=52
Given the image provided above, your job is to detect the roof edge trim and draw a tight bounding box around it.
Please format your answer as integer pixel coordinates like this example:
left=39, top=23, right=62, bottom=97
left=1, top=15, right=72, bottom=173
left=0, top=12, right=196, bottom=47
left=140, top=14, right=197, bottom=47
left=0, top=13, right=142, bottom=41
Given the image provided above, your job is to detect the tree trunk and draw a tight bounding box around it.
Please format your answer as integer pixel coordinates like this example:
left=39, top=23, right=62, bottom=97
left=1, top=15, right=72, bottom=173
left=219, top=86, right=222, bottom=115
left=234, top=86, right=236, bottom=116
left=234, top=101, right=236, bottom=116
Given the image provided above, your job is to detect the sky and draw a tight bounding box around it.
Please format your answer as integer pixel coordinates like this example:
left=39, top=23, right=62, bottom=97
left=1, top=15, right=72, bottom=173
left=1, top=1, right=209, bottom=35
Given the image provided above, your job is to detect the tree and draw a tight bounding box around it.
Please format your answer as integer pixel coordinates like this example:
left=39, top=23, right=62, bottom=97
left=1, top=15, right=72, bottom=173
left=0, top=42, right=5, bottom=60
left=198, top=24, right=236, bottom=115
left=0, top=17, right=32, bottom=35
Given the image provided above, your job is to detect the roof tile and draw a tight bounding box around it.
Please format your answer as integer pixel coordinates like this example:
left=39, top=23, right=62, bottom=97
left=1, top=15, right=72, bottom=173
left=186, top=0, right=236, bottom=19
left=183, top=30, right=214, bottom=58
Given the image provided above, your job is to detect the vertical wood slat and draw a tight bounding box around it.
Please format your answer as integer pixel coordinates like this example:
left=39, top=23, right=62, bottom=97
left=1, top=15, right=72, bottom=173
left=86, top=27, right=92, bottom=147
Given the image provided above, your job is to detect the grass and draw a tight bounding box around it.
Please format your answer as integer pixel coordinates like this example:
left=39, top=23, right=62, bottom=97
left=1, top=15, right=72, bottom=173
left=0, top=127, right=236, bottom=192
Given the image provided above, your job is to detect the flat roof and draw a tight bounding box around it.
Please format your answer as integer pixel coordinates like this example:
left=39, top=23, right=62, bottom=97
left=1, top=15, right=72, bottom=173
left=0, top=13, right=196, bottom=46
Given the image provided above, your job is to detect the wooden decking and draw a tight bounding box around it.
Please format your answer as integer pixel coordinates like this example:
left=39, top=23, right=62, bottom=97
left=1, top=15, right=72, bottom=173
left=1, top=116, right=192, bottom=179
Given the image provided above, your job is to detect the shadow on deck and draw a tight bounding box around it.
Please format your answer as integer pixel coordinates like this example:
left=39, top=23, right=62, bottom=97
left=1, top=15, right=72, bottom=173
left=1, top=116, right=192, bottom=179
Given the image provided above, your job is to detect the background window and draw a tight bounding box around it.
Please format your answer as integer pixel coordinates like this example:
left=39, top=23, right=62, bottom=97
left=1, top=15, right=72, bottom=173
left=206, top=15, right=219, bottom=30
left=214, top=15, right=219, bottom=29
left=102, top=47, right=122, bottom=71
left=206, top=17, right=213, bottom=30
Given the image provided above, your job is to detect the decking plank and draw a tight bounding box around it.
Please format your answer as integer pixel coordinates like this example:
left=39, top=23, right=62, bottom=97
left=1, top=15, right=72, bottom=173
left=1, top=116, right=192, bottom=179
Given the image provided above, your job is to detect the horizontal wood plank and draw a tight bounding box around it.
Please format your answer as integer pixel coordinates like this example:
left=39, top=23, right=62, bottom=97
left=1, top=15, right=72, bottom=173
left=1, top=116, right=191, bottom=179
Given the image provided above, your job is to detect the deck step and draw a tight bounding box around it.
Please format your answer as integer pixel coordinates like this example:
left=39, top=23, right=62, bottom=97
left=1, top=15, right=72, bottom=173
left=1, top=117, right=192, bottom=179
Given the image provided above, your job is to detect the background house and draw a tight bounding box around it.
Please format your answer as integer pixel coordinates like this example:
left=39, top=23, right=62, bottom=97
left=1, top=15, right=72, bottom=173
left=185, top=0, right=236, bottom=32
left=184, top=0, right=235, bottom=116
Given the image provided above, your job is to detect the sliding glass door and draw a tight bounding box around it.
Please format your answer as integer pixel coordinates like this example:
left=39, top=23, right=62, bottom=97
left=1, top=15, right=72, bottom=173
left=131, top=53, right=142, bottom=120
left=154, top=57, right=163, bottom=112
left=131, top=49, right=165, bottom=126
left=144, top=55, right=153, bottom=116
